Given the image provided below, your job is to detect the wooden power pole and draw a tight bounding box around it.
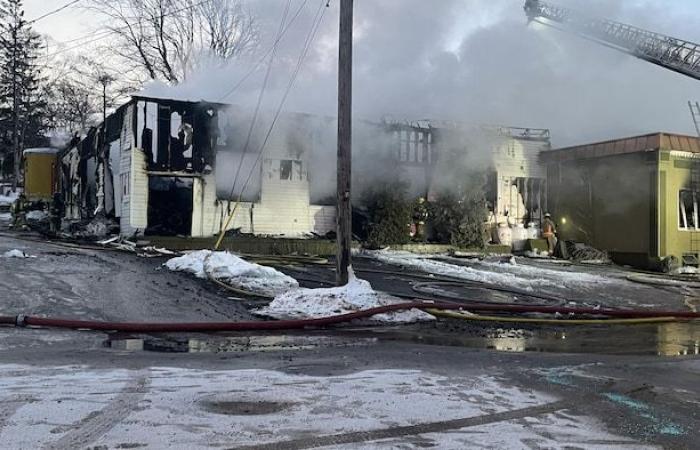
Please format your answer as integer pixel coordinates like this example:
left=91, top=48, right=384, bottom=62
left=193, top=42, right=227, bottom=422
left=336, top=0, right=354, bottom=285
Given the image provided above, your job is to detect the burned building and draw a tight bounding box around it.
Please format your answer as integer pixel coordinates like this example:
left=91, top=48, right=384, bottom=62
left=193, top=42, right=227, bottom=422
left=378, top=121, right=551, bottom=229
left=60, top=96, right=335, bottom=238
left=60, top=93, right=550, bottom=242
left=541, top=132, right=700, bottom=269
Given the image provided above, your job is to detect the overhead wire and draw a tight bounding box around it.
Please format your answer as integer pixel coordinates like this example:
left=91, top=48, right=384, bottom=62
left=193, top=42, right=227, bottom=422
left=42, top=0, right=217, bottom=58
left=222, top=0, right=293, bottom=220
left=215, top=0, right=328, bottom=249
left=28, top=0, right=83, bottom=24
left=218, top=0, right=312, bottom=101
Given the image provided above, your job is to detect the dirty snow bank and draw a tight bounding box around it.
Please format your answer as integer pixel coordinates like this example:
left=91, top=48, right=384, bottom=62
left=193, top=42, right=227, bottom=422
left=674, top=266, right=699, bottom=275
left=26, top=210, right=48, bottom=221
left=0, top=191, right=18, bottom=207
left=165, top=250, right=298, bottom=296
left=2, top=249, right=32, bottom=258
left=365, top=250, right=611, bottom=291
left=257, top=268, right=433, bottom=323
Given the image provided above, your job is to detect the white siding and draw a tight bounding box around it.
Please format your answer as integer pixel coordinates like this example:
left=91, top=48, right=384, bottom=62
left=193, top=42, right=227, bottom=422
left=253, top=158, right=312, bottom=236
left=492, top=138, right=547, bottom=179
left=492, top=137, right=549, bottom=225
left=309, top=206, right=336, bottom=235
left=192, top=174, right=254, bottom=237
left=128, top=148, right=148, bottom=234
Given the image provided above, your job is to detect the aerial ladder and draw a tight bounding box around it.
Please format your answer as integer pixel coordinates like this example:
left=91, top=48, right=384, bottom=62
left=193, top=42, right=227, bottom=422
left=524, top=0, right=700, bottom=259
left=523, top=0, right=700, bottom=82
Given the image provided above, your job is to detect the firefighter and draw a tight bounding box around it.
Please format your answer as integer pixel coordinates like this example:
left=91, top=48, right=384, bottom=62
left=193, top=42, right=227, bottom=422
left=11, top=193, right=28, bottom=231
left=50, top=192, right=64, bottom=234
left=412, top=197, right=429, bottom=241
left=542, top=213, right=557, bottom=255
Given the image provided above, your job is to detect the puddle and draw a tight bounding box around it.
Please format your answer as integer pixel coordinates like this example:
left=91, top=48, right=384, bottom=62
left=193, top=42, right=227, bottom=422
left=105, top=334, right=377, bottom=353
left=200, top=398, right=294, bottom=416
left=362, top=321, right=700, bottom=357
left=104, top=321, right=700, bottom=357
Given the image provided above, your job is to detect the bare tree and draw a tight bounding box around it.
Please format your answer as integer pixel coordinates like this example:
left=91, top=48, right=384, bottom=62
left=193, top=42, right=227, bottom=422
left=41, top=54, right=127, bottom=135
left=88, top=0, right=258, bottom=84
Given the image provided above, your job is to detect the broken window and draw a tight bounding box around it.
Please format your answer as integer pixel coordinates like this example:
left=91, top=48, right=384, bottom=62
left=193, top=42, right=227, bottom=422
left=395, top=128, right=432, bottom=164
left=679, top=190, right=699, bottom=230
left=280, top=160, right=293, bottom=180
left=279, top=160, right=304, bottom=181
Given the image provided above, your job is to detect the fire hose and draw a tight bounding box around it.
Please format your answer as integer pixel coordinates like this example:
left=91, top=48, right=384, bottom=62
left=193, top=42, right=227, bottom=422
left=2, top=301, right=699, bottom=333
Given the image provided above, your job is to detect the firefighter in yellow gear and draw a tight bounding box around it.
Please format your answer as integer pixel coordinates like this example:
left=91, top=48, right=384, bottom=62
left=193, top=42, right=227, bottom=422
left=542, top=213, right=557, bottom=255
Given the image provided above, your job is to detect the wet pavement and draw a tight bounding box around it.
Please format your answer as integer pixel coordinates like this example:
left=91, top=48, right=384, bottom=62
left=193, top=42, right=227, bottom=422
left=1, top=228, right=699, bottom=448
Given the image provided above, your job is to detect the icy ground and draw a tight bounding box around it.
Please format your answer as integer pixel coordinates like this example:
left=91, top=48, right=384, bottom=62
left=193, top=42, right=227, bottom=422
left=0, top=365, right=654, bottom=449
left=365, top=250, right=612, bottom=292
left=165, top=250, right=298, bottom=296
left=257, top=267, right=433, bottom=323
left=0, top=191, right=18, bottom=207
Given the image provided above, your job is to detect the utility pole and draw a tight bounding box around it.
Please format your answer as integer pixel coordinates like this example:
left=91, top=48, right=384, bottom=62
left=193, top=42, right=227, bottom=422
left=336, top=0, right=353, bottom=285
left=11, top=25, right=19, bottom=190
left=98, top=74, right=113, bottom=125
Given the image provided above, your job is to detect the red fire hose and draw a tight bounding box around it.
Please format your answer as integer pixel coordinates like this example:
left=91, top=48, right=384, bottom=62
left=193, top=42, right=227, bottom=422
left=1, top=301, right=699, bottom=333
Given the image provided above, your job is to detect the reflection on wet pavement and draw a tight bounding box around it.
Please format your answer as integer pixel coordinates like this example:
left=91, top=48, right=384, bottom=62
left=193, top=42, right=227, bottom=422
left=105, top=320, right=700, bottom=357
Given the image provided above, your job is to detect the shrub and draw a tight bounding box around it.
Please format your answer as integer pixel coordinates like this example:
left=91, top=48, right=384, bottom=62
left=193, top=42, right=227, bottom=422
left=361, top=181, right=412, bottom=249
left=429, top=175, right=488, bottom=249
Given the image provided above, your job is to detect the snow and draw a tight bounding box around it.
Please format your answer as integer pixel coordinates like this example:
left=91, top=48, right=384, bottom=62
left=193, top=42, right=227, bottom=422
left=23, top=147, right=59, bottom=155
left=2, top=249, right=32, bottom=258
left=257, top=267, right=433, bottom=323
left=0, top=364, right=654, bottom=449
left=366, top=250, right=612, bottom=291
left=674, top=266, right=699, bottom=275
left=165, top=250, right=298, bottom=296
left=26, top=210, right=48, bottom=221
left=0, top=191, right=18, bottom=206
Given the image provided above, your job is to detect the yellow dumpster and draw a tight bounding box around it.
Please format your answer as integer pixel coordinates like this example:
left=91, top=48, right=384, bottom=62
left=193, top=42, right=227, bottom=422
left=23, top=148, right=60, bottom=201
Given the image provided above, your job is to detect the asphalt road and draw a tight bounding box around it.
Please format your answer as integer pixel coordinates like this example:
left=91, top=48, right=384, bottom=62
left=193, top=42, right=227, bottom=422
left=0, top=232, right=698, bottom=449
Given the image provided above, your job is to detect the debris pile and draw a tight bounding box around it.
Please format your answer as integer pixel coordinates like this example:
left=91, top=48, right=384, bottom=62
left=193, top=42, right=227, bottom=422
left=565, top=242, right=610, bottom=264
left=165, top=250, right=298, bottom=297
left=256, top=267, right=434, bottom=323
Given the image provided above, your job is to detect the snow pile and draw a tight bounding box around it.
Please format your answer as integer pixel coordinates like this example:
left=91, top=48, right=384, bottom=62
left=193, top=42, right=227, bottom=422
left=165, top=250, right=298, bottom=296
left=257, top=268, right=433, bottom=323
left=674, top=266, right=700, bottom=275
left=0, top=191, right=18, bottom=207
left=366, top=250, right=611, bottom=291
left=2, top=249, right=32, bottom=258
left=26, top=210, right=49, bottom=221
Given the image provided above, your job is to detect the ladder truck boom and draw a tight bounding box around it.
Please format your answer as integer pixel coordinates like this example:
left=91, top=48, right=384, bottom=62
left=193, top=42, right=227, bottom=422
left=524, top=0, right=700, bottom=81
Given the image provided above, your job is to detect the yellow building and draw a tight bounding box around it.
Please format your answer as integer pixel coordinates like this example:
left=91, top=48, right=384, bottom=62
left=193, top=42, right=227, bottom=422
left=541, top=133, right=700, bottom=270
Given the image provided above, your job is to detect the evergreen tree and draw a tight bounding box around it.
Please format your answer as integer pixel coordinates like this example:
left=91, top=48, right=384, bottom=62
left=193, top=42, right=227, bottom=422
left=0, top=0, right=46, bottom=183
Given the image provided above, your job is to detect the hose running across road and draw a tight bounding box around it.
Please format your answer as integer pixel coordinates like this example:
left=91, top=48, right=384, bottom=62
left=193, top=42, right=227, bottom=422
left=2, top=300, right=699, bottom=333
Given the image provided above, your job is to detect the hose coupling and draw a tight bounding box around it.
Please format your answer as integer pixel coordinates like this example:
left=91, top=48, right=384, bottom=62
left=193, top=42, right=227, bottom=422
left=15, top=314, right=27, bottom=327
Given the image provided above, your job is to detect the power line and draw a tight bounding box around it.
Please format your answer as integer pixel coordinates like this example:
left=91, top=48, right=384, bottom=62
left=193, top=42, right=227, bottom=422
left=225, top=0, right=293, bottom=202
left=43, top=0, right=216, bottom=58
left=236, top=0, right=328, bottom=202
left=219, top=0, right=311, bottom=101
left=28, top=0, right=83, bottom=24
left=215, top=0, right=327, bottom=242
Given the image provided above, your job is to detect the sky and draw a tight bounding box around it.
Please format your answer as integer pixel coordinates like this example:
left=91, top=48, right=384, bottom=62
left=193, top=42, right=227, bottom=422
left=23, top=0, right=700, bottom=147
